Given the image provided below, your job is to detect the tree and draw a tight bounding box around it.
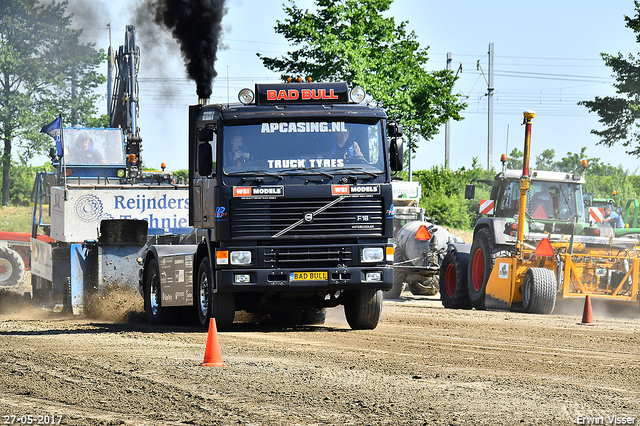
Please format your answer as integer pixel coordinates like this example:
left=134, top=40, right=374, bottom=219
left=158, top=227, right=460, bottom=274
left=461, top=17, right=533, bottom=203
left=580, top=0, right=640, bottom=156
left=258, top=0, right=466, bottom=153
left=0, top=0, right=105, bottom=206
left=506, top=148, right=523, bottom=170
left=534, top=149, right=555, bottom=171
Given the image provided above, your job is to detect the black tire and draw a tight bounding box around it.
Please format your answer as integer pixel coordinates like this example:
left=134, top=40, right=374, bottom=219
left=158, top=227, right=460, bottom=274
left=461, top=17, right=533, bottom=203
left=271, top=308, right=304, bottom=326
left=385, top=248, right=405, bottom=299
left=467, top=228, right=510, bottom=310
left=302, top=307, right=327, bottom=325
left=197, top=256, right=235, bottom=331
left=522, top=267, right=557, bottom=314
left=408, top=277, right=439, bottom=296
left=195, top=257, right=212, bottom=326
left=0, top=246, right=26, bottom=287
left=439, top=250, right=472, bottom=309
left=343, top=289, right=383, bottom=330
left=144, top=258, right=166, bottom=324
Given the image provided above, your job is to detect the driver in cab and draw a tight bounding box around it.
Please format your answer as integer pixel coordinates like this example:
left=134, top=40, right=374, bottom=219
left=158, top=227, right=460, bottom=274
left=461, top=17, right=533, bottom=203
left=331, top=129, right=365, bottom=162
left=228, top=135, right=250, bottom=167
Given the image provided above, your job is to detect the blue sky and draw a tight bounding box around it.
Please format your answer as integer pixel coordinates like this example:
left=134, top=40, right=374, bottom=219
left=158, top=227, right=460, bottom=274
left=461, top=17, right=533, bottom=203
left=69, top=0, right=640, bottom=173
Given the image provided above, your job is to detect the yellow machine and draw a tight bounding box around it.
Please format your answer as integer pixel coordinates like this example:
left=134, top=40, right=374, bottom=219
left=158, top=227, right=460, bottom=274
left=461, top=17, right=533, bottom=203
left=440, top=111, right=640, bottom=314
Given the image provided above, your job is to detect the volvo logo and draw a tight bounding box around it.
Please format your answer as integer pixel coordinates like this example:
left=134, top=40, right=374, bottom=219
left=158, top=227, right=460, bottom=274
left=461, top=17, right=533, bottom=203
left=303, top=212, right=313, bottom=223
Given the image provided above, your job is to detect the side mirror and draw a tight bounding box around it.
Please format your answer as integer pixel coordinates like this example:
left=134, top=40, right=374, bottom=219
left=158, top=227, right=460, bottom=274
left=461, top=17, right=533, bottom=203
left=389, top=138, right=403, bottom=172
left=197, top=142, right=213, bottom=176
left=198, top=128, right=214, bottom=142
left=465, top=184, right=475, bottom=200
left=388, top=122, right=403, bottom=138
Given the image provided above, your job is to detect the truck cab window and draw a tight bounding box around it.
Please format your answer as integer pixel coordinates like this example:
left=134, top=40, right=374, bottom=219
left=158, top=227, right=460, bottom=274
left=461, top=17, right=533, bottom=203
left=222, top=121, right=385, bottom=173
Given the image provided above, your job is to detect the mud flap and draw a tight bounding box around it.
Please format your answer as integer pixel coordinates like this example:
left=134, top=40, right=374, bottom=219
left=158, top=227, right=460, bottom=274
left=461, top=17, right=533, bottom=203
left=485, top=257, right=517, bottom=310
left=70, top=243, right=97, bottom=315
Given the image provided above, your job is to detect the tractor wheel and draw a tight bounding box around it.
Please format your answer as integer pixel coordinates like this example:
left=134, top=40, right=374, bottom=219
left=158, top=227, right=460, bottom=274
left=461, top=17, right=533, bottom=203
left=344, top=289, right=383, bottom=330
left=467, top=228, right=510, bottom=310
left=144, top=258, right=167, bottom=324
left=385, top=248, right=405, bottom=299
left=439, top=249, right=472, bottom=309
left=522, top=267, right=557, bottom=314
left=197, top=256, right=235, bottom=330
left=0, top=247, right=26, bottom=287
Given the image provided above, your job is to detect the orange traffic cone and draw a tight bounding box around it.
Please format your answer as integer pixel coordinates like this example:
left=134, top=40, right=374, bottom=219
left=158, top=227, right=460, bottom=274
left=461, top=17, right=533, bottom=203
left=199, top=318, right=226, bottom=367
left=580, top=295, right=595, bottom=326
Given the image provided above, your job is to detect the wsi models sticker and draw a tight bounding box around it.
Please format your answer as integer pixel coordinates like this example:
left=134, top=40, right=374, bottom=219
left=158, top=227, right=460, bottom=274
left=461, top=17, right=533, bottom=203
left=331, top=184, right=380, bottom=196
left=233, top=186, right=284, bottom=198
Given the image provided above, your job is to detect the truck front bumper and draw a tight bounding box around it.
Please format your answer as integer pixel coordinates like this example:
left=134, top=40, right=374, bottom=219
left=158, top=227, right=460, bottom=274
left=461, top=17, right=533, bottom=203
left=216, top=266, right=393, bottom=292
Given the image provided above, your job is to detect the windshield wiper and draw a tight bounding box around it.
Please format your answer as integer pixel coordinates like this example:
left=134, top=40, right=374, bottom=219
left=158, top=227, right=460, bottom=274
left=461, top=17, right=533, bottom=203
left=227, top=170, right=283, bottom=179
left=326, top=167, right=379, bottom=178
left=278, top=167, right=334, bottom=179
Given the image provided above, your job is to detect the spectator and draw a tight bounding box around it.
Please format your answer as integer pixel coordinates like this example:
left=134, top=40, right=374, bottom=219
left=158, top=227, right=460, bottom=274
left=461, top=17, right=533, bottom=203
left=603, top=205, right=624, bottom=228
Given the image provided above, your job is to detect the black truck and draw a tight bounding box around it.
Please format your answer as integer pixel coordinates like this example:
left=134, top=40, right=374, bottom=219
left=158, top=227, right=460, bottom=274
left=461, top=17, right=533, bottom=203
left=141, top=82, right=403, bottom=330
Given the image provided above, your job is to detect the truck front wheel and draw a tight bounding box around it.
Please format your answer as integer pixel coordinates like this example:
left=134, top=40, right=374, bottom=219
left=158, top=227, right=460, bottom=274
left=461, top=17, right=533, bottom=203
left=343, top=289, right=382, bottom=330
left=0, top=246, right=26, bottom=287
left=197, top=256, right=235, bottom=331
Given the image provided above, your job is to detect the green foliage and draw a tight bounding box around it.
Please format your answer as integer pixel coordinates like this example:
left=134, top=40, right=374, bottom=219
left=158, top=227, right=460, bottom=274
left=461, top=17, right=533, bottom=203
left=506, top=148, right=523, bottom=170
left=173, top=169, right=189, bottom=183
left=411, top=147, right=640, bottom=232
left=0, top=0, right=105, bottom=205
left=579, top=0, right=640, bottom=157
left=0, top=162, right=54, bottom=206
left=413, top=158, right=493, bottom=230
left=258, top=0, right=467, bottom=153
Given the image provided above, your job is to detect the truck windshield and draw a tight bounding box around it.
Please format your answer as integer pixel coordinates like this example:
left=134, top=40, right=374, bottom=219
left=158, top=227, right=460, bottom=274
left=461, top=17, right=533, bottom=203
left=62, top=128, right=124, bottom=165
left=222, top=121, right=385, bottom=174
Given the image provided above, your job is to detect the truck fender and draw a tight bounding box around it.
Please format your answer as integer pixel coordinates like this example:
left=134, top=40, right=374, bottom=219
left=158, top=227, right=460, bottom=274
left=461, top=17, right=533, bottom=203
left=143, top=244, right=198, bottom=306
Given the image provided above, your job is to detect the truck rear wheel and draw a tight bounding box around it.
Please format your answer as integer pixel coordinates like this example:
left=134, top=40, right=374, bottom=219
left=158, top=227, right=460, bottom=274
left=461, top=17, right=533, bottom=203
left=197, top=257, right=235, bottom=331
left=0, top=246, right=26, bottom=287
left=343, top=289, right=382, bottom=330
left=144, top=258, right=166, bottom=324
left=408, top=277, right=439, bottom=296
left=385, top=248, right=405, bottom=299
left=522, top=267, right=557, bottom=314
left=302, top=308, right=327, bottom=325
left=439, top=249, right=472, bottom=309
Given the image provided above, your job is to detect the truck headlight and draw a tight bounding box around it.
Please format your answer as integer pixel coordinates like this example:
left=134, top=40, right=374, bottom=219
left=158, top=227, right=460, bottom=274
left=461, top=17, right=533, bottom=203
left=362, top=247, right=384, bottom=263
left=230, top=250, right=251, bottom=265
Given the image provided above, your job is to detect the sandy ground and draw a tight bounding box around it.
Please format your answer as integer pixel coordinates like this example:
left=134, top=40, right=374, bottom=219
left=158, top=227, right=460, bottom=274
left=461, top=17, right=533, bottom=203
left=0, top=285, right=638, bottom=426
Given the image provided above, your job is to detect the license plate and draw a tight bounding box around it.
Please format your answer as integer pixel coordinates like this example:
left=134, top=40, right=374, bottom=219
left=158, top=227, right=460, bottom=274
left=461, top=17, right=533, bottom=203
left=290, top=271, right=328, bottom=281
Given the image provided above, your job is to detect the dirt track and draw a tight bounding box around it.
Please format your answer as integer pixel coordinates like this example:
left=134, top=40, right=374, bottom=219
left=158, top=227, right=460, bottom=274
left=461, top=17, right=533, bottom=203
left=0, top=288, right=638, bottom=426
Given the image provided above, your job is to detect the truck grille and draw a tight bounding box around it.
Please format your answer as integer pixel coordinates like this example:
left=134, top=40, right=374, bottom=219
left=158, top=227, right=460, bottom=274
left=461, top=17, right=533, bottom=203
left=263, top=245, right=354, bottom=268
left=230, top=197, right=384, bottom=239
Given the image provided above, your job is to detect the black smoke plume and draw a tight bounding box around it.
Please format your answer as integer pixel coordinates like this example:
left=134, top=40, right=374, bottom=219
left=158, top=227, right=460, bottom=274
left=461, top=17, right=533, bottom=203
left=138, top=0, right=227, bottom=99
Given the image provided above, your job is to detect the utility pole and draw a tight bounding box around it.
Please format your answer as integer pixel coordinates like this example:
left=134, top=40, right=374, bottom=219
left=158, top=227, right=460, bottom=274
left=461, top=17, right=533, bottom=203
left=487, top=43, right=494, bottom=170
left=445, top=52, right=452, bottom=169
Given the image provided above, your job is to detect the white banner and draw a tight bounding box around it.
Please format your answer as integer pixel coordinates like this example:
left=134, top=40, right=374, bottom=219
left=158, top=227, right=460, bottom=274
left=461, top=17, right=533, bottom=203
left=51, top=187, right=189, bottom=242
